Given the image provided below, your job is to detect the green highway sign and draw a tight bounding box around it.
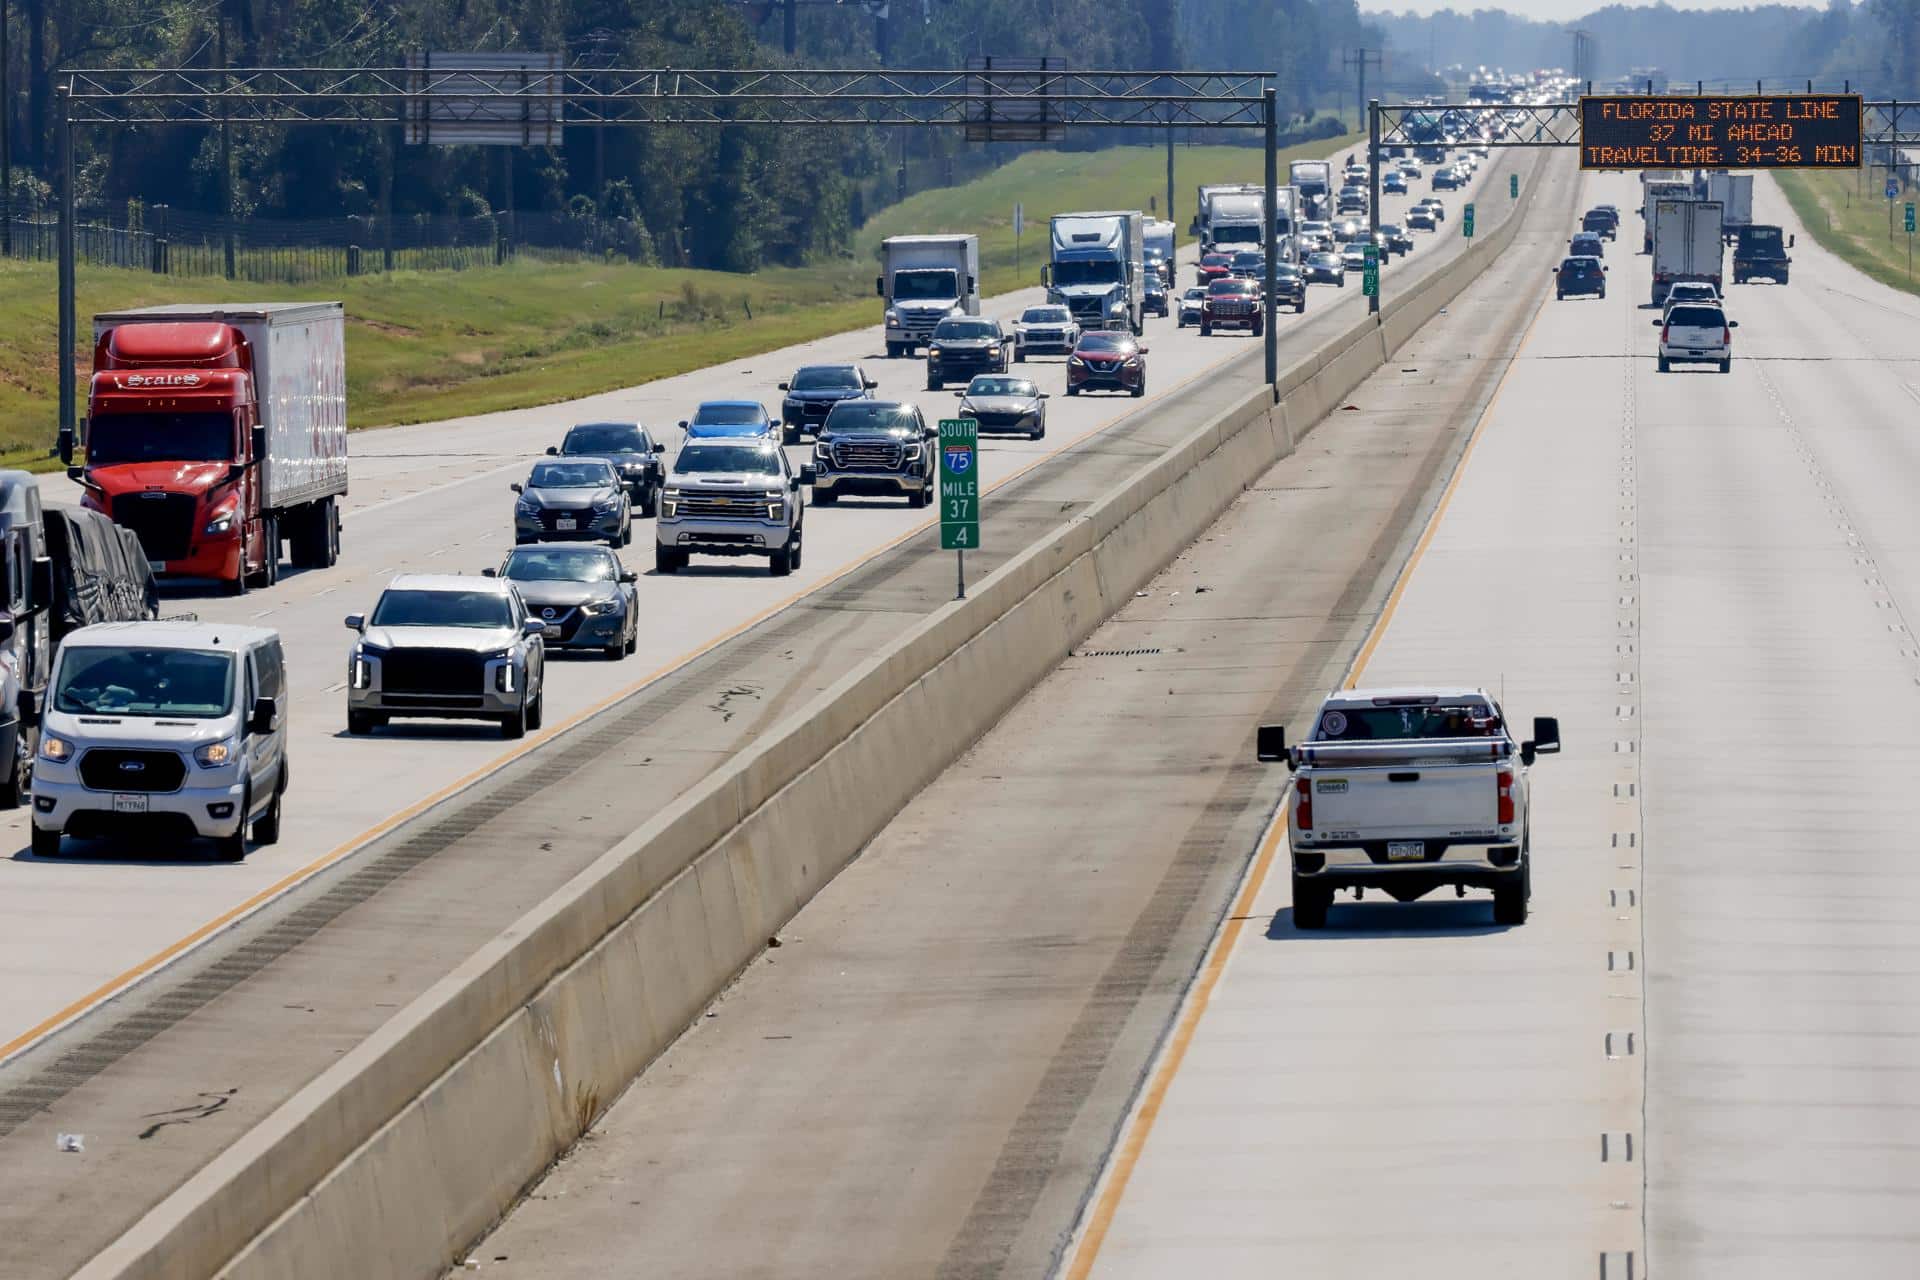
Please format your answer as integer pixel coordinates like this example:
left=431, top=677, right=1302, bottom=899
left=1509, top=173, right=1519, bottom=199
left=1907, top=202, right=1916, bottom=234
left=1362, top=243, right=1379, bottom=297
left=938, top=417, right=979, bottom=551
left=1463, top=203, right=1476, bottom=238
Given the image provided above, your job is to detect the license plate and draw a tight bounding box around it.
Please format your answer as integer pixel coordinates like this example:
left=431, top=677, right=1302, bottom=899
left=555, top=517, right=577, bottom=531
left=1688, top=349, right=1706, bottom=356
left=148, top=561, right=167, bottom=574
left=1386, top=841, right=1425, bottom=862
left=112, top=793, right=149, bottom=814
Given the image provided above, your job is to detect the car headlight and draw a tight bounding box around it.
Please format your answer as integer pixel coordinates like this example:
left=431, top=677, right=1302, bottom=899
left=593, top=495, right=622, bottom=511
left=1069, top=355, right=1086, bottom=367
left=1124, top=357, right=1141, bottom=368
left=516, top=498, right=540, bottom=515
left=193, top=738, right=235, bottom=767
left=582, top=599, right=621, bottom=616
left=39, top=734, right=72, bottom=762
left=928, top=345, right=943, bottom=357
left=203, top=509, right=236, bottom=536
left=904, top=443, right=924, bottom=460
left=885, top=309, right=900, bottom=324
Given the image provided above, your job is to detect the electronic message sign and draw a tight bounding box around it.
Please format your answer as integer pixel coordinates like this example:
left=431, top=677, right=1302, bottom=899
left=1580, top=94, right=1861, bottom=170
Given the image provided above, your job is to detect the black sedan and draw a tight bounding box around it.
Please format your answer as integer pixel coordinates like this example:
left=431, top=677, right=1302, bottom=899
left=549, top=422, right=665, bottom=516
left=490, top=544, right=638, bottom=660
left=956, top=375, right=1048, bottom=440
left=1380, top=223, right=1415, bottom=256
left=1303, top=251, right=1347, bottom=286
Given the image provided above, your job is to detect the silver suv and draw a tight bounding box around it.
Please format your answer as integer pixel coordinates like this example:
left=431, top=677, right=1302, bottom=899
left=345, top=574, right=549, bottom=739
left=655, top=440, right=814, bottom=577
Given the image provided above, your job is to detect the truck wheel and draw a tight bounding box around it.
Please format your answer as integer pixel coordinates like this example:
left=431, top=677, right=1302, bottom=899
left=1296, top=300, right=1307, bottom=314
left=813, top=487, right=837, bottom=506
left=915, top=484, right=934, bottom=509
left=347, top=710, right=378, bottom=735
left=1200, top=323, right=1211, bottom=336
left=1719, top=358, right=1732, bottom=374
left=501, top=703, right=527, bottom=740
left=1291, top=876, right=1330, bottom=930
left=1657, top=356, right=1671, bottom=373
left=252, top=517, right=279, bottom=588
left=654, top=545, right=686, bottom=574
left=0, top=737, right=28, bottom=809
left=31, top=824, right=60, bottom=858
left=527, top=690, right=545, bottom=729
left=769, top=541, right=794, bottom=578
left=1492, top=867, right=1529, bottom=925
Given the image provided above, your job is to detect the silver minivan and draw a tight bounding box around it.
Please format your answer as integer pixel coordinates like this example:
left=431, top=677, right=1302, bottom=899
left=31, top=621, right=288, bottom=861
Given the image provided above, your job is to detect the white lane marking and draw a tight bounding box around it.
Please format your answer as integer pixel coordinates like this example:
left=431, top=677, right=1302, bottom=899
left=1902, top=382, right=1920, bottom=407
left=324, top=681, right=347, bottom=693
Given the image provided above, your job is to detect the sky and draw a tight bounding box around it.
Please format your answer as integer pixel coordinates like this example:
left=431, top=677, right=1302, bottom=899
left=1359, top=0, right=1766, bottom=18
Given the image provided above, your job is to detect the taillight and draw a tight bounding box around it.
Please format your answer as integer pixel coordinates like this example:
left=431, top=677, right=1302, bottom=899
left=1661, top=322, right=1671, bottom=344
left=1722, top=326, right=1731, bottom=345
left=1497, top=769, right=1515, bottom=825
left=1295, top=776, right=1313, bottom=830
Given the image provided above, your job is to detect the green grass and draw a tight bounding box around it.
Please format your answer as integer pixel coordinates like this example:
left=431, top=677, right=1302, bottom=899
left=0, top=132, right=1359, bottom=469
left=1775, top=169, right=1920, bottom=297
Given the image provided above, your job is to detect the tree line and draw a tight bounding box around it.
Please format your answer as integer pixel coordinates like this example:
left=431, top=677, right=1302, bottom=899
left=0, top=0, right=1383, bottom=274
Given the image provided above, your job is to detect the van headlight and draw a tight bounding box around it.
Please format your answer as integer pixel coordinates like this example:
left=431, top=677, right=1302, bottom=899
left=193, top=739, right=235, bottom=767
left=39, top=735, right=72, bottom=762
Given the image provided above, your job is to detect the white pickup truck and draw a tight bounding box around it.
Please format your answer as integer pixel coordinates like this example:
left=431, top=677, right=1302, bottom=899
left=1256, top=687, right=1559, bottom=928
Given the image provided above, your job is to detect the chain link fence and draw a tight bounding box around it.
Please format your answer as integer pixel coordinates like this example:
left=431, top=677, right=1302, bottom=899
left=0, top=202, right=657, bottom=283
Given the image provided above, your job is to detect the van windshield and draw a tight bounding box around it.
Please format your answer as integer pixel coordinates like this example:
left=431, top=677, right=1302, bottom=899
left=1315, top=702, right=1500, bottom=741
left=892, top=269, right=959, bottom=301
left=87, top=413, right=233, bottom=465
left=55, top=647, right=235, bottom=718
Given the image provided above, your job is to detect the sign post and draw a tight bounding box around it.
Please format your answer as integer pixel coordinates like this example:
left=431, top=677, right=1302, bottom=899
left=938, top=417, right=980, bottom=598
left=1362, top=242, right=1379, bottom=297
left=1509, top=172, right=1518, bottom=200
left=1014, top=201, right=1024, bottom=277
left=1908, top=201, right=1916, bottom=280
left=1462, top=202, right=1475, bottom=238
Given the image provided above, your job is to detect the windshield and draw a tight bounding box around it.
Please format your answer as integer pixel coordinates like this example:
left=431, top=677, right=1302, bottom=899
left=1315, top=701, right=1500, bottom=741
left=502, top=547, right=619, bottom=582
left=891, top=269, right=959, bottom=301
left=54, top=646, right=235, bottom=718
left=1312, top=253, right=1340, bottom=266
left=675, top=443, right=782, bottom=474
left=1209, top=281, right=1253, bottom=296
left=1212, top=226, right=1261, bottom=245
left=825, top=402, right=917, bottom=433
left=967, top=377, right=1037, bottom=397
left=1077, top=333, right=1132, bottom=353
left=692, top=403, right=765, bottom=426
left=790, top=366, right=862, bottom=391
left=1202, top=254, right=1231, bottom=267
left=530, top=462, right=614, bottom=488
left=934, top=320, right=996, bottom=340
left=563, top=425, right=644, bottom=453
left=371, top=588, right=514, bottom=629
left=1052, top=260, right=1122, bottom=287
left=1021, top=307, right=1070, bottom=323
left=1667, top=306, right=1724, bottom=328
left=1231, top=253, right=1263, bottom=267
left=86, top=412, right=233, bottom=466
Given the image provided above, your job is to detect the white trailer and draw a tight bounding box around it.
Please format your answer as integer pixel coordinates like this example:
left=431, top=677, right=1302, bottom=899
left=1703, top=172, right=1754, bottom=236
left=876, top=235, right=980, bottom=357
left=1206, top=193, right=1267, bottom=255
left=1651, top=199, right=1724, bottom=304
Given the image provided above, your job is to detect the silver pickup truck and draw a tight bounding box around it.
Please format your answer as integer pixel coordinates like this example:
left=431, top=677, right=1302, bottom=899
left=1257, top=687, right=1559, bottom=928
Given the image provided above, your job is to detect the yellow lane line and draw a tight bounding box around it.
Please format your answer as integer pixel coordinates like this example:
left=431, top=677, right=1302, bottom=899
left=0, top=346, right=1226, bottom=1066
left=1060, top=229, right=1554, bottom=1278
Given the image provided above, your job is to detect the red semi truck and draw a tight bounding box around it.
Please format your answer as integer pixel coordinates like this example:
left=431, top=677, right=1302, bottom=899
left=61, top=302, right=348, bottom=594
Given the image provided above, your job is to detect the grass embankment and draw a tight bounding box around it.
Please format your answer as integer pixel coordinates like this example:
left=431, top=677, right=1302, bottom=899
left=0, top=132, right=1359, bottom=469
left=1774, top=169, right=1920, bottom=297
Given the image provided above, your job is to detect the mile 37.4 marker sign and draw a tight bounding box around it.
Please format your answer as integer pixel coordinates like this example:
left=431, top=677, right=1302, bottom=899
left=938, top=418, right=979, bottom=550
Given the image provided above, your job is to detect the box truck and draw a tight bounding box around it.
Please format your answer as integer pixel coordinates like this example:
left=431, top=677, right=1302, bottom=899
left=1045, top=211, right=1145, bottom=334
left=1143, top=218, right=1176, bottom=285
left=1702, top=172, right=1754, bottom=238
left=876, top=235, right=980, bottom=358
left=1290, top=160, right=1332, bottom=220
left=66, top=302, right=348, bottom=594
left=1651, top=199, right=1725, bottom=304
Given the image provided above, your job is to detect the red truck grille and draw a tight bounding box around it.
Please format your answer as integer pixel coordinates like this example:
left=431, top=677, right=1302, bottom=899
left=112, top=493, right=197, bottom=562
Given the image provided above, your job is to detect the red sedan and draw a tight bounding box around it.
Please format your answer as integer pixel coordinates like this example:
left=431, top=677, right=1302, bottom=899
left=1066, top=331, right=1148, bottom=398
left=1197, top=252, right=1234, bottom=286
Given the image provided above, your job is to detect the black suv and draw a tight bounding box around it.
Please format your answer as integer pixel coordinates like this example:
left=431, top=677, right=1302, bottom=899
left=1555, top=255, right=1607, bottom=300
left=1582, top=207, right=1618, bottom=240
left=926, top=317, right=1012, bottom=390
left=778, top=363, right=877, bottom=444
left=548, top=422, right=665, bottom=516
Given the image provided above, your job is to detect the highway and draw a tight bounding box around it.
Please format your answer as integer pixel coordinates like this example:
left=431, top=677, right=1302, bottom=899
left=0, top=145, right=1534, bottom=1276
left=466, top=164, right=1920, bottom=1278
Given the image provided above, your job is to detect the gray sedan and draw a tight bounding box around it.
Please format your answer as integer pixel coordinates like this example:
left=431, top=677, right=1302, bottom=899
left=490, top=544, right=638, bottom=660
left=513, top=459, right=632, bottom=548
left=956, top=375, right=1048, bottom=440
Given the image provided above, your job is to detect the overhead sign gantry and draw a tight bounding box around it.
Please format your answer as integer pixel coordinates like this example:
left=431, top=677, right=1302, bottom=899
left=1578, top=93, right=1863, bottom=169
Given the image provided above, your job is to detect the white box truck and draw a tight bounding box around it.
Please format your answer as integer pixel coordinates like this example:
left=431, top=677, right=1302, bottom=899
left=1703, top=172, right=1753, bottom=238
left=1143, top=217, right=1176, bottom=285
left=76, top=302, right=348, bottom=591
left=1651, top=199, right=1725, bottom=304
left=1206, top=192, right=1267, bottom=256
left=876, top=234, right=980, bottom=358
left=1640, top=174, right=1693, bottom=251
left=1290, top=160, right=1332, bottom=220
left=1045, top=211, right=1145, bottom=334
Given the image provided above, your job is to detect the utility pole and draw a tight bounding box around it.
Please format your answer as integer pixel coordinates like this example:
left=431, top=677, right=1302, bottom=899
left=1165, top=123, right=1175, bottom=242
left=217, top=8, right=235, bottom=280
left=1570, top=29, right=1595, bottom=86
left=1343, top=48, right=1381, bottom=133
left=1, top=0, right=11, bottom=257
left=784, top=0, right=797, bottom=56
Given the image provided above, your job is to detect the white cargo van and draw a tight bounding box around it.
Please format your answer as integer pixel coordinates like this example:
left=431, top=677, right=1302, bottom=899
left=31, top=621, right=289, bottom=861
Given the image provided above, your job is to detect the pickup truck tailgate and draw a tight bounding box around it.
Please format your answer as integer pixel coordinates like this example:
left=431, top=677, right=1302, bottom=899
left=1311, top=763, right=1498, bottom=835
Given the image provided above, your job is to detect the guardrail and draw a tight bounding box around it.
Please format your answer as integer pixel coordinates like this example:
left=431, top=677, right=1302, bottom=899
left=75, top=149, right=1560, bottom=1280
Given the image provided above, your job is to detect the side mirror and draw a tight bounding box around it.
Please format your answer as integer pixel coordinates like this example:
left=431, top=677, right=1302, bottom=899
left=0, top=613, right=14, bottom=644
left=864, top=379, right=879, bottom=390
left=1728, top=320, right=1739, bottom=328
left=874, top=275, right=885, bottom=296
left=1651, top=318, right=1663, bottom=326
left=18, top=688, right=38, bottom=727
left=677, top=420, right=690, bottom=431
left=66, top=467, right=86, bottom=483
left=1789, top=234, right=1796, bottom=247
left=58, top=428, right=75, bottom=467
left=249, top=697, right=278, bottom=736
left=789, top=476, right=802, bottom=492
left=618, top=570, right=637, bottom=584
left=510, top=483, right=524, bottom=494
left=1523, top=715, right=1561, bottom=763
left=923, top=425, right=937, bottom=439
left=1039, top=392, right=1050, bottom=399
left=954, top=390, right=966, bottom=397
left=545, top=446, right=558, bottom=456
left=344, top=613, right=365, bottom=631
left=1137, top=346, right=1150, bottom=355
left=1255, top=724, right=1288, bottom=763
left=481, top=567, right=498, bottom=577
left=653, top=443, right=666, bottom=454
left=799, top=464, right=818, bottom=485
left=32, top=557, right=52, bottom=609
left=522, top=617, right=548, bottom=637
left=778, top=382, right=790, bottom=391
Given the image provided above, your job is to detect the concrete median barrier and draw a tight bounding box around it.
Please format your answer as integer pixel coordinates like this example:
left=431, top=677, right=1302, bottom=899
left=77, top=154, right=1563, bottom=1280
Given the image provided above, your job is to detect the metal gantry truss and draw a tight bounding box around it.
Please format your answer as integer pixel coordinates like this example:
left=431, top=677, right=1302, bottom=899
left=60, top=66, right=1278, bottom=129
left=52, top=65, right=1287, bottom=431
